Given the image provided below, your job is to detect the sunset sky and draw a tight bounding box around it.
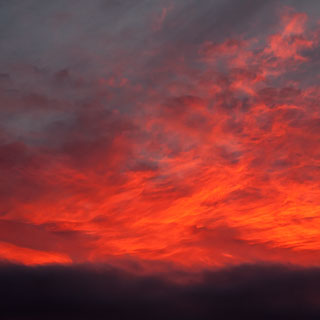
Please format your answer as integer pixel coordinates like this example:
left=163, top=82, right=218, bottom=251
left=1, top=0, right=320, bottom=318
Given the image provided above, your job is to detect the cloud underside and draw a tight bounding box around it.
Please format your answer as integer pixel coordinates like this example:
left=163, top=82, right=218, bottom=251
left=0, top=0, right=320, bottom=267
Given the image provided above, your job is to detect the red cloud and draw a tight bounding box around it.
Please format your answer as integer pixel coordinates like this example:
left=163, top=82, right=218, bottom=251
left=1, top=6, right=320, bottom=270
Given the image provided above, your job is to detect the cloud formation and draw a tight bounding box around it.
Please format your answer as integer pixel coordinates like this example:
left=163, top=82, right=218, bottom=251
left=0, top=0, right=320, bottom=269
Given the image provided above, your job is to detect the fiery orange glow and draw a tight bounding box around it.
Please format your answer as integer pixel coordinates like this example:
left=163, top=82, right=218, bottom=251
left=1, top=8, right=320, bottom=269
left=0, top=242, right=71, bottom=265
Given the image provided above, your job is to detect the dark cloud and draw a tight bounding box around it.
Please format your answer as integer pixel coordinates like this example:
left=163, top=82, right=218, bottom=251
left=1, top=263, right=320, bottom=319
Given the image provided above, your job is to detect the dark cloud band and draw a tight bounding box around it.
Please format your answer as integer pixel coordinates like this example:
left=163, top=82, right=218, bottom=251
left=1, top=263, right=320, bottom=319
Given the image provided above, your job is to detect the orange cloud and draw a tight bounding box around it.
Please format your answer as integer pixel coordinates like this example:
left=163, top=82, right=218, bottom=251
left=1, top=7, right=320, bottom=270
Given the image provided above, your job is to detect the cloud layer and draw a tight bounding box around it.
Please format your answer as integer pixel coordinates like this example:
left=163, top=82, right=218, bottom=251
left=1, top=263, right=320, bottom=319
left=0, top=0, right=320, bottom=268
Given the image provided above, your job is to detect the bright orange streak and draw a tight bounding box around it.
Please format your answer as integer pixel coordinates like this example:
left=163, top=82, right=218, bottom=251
left=0, top=242, right=71, bottom=265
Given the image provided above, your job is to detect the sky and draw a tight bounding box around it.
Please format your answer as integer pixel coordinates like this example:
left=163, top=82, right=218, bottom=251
left=1, top=0, right=320, bottom=318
